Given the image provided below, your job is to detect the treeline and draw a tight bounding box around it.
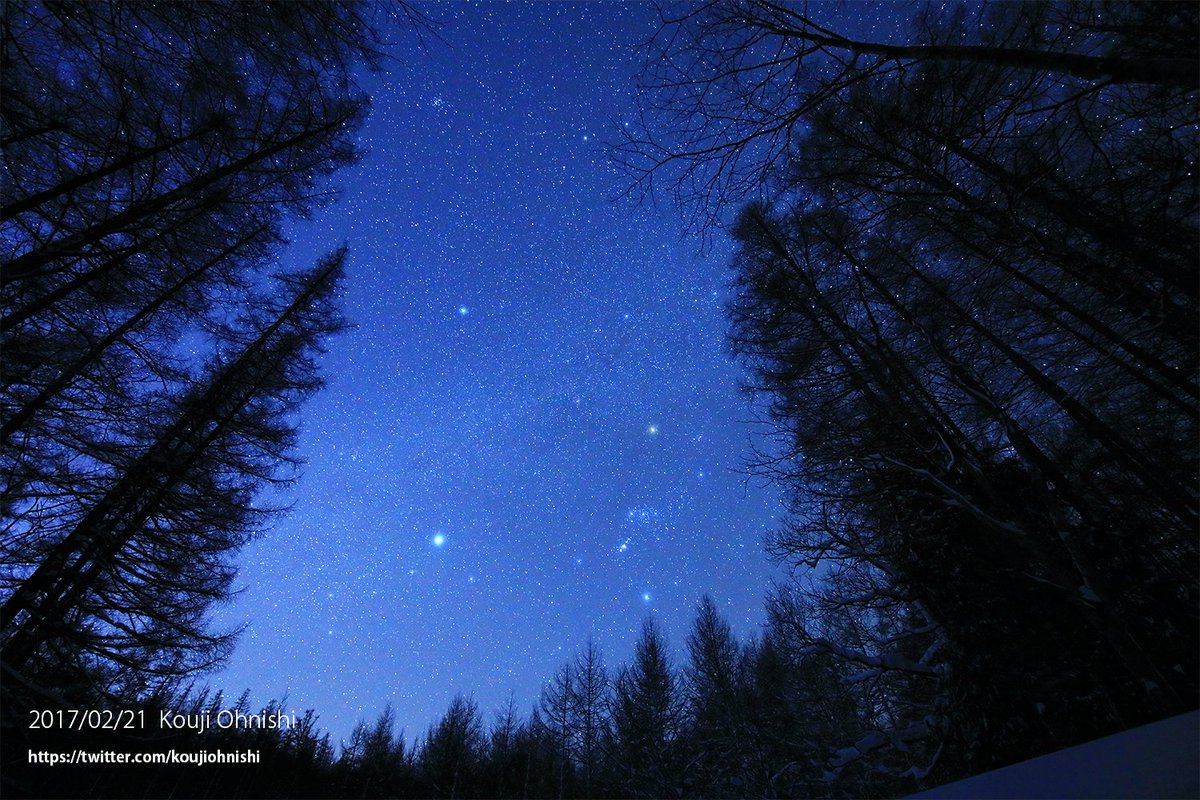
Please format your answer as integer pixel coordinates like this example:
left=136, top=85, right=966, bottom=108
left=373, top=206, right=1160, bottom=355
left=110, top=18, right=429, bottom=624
left=0, top=0, right=408, bottom=787
left=623, top=0, right=1198, bottom=786
left=0, top=3, right=405, bottom=795
left=1, top=1, right=419, bottom=699
left=3, top=597, right=932, bottom=799
left=3, top=1, right=1197, bottom=798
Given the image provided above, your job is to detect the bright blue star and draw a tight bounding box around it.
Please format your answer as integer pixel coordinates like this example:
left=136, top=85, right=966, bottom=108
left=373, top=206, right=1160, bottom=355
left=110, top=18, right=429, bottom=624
left=432, top=533, right=446, bottom=547
left=457, top=305, right=469, bottom=316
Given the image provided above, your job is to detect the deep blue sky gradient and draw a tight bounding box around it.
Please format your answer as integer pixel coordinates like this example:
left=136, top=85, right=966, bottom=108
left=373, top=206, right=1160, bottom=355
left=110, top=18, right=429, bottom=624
left=211, top=1, right=896, bottom=745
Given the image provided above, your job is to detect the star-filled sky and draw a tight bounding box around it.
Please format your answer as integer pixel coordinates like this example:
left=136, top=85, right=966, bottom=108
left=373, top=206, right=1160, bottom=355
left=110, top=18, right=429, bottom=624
left=212, top=1, right=893, bottom=744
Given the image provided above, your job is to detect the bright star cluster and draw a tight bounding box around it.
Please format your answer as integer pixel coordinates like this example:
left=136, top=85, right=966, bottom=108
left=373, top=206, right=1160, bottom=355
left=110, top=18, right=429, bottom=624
left=212, top=3, right=784, bottom=743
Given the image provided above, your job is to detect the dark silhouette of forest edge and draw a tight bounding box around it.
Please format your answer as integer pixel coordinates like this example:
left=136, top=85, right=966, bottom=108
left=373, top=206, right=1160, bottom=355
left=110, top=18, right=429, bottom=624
left=2, top=1, right=1196, bottom=797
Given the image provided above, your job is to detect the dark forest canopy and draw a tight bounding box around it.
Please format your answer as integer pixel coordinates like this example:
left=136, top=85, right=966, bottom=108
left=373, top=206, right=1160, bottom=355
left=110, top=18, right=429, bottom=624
left=0, top=599, right=926, bottom=799
left=642, top=0, right=1198, bottom=783
left=0, top=1, right=427, bottom=697
left=3, top=1, right=1198, bottom=798
left=617, top=0, right=1200, bottom=231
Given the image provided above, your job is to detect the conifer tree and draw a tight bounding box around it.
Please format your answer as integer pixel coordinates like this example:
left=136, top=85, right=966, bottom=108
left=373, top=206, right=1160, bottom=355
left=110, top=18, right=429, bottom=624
left=624, top=0, right=1197, bottom=783
left=570, top=639, right=609, bottom=798
left=608, top=618, right=685, bottom=798
left=2, top=0, right=422, bottom=699
left=538, top=662, right=577, bottom=798
left=420, top=693, right=486, bottom=799
left=1, top=251, right=348, bottom=693
left=684, top=595, right=748, bottom=796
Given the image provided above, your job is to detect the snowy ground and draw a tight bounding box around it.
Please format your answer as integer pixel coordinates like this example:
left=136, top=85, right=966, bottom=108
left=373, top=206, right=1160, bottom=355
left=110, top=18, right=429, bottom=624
left=909, top=710, right=1199, bottom=799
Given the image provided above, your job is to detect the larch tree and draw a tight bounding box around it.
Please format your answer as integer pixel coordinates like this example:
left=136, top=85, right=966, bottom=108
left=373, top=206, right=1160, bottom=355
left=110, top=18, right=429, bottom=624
left=482, top=696, right=527, bottom=799
left=1, top=250, right=348, bottom=694
left=683, top=595, right=750, bottom=796
left=419, top=693, right=486, bottom=800
left=617, top=1, right=1199, bottom=231
left=537, top=661, right=577, bottom=799
left=2, top=1, right=425, bottom=697
left=570, top=638, right=609, bottom=799
left=623, top=0, right=1198, bottom=786
left=607, top=618, right=686, bottom=799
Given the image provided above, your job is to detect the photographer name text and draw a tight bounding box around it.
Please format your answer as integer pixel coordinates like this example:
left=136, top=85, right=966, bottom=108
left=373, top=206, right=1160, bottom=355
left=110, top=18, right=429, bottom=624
left=160, top=709, right=299, bottom=734
left=29, top=709, right=299, bottom=734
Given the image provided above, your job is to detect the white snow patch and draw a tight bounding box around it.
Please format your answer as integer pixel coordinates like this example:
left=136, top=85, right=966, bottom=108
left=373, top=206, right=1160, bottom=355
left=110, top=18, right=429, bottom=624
left=906, top=710, right=1199, bottom=799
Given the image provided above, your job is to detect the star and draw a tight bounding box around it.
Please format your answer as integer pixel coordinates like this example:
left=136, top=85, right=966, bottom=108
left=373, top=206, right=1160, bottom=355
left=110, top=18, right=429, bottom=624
left=204, top=3, right=784, bottom=748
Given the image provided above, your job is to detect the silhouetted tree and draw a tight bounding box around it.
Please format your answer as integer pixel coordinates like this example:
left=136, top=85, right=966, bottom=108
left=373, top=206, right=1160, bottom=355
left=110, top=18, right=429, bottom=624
left=482, top=696, right=528, bottom=799
left=1, top=251, right=348, bottom=695
left=285, top=709, right=337, bottom=775
left=607, top=618, right=686, bottom=798
left=537, top=662, right=577, bottom=798
left=419, top=693, right=485, bottom=799
left=335, top=705, right=411, bottom=798
left=762, top=585, right=939, bottom=795
left=1, top=0, right=424, bottom=700
left=618, top=1, right=1199, bottom=231
left=570, top=639, right=609, bottom=798
left=623, top=0, right=1198, bottom=787
left=683, top=595, right=749, bottom=796
left=2, top=1, right=385, bottom=494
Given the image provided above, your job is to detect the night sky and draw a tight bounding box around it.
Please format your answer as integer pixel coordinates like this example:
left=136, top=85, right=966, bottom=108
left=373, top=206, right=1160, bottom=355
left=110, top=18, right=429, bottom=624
left=212, top=1, right=892, bottom=744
